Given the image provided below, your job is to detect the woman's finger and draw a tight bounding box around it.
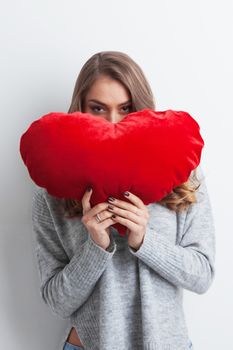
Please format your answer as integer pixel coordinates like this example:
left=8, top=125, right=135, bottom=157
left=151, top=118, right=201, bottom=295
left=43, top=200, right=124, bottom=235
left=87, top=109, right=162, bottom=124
left=122, top=191, right=145, bottom=210
left=91, top=208, right=115, bottom=224
left=107, top=193, right=145, bottom=214
left=107, top=205, right=143, bottom=225
left=111, top=214, right=138, bottom=232
left=81, top=187, right=93, bottom=214
left=84, top=202, right=110, bottom=220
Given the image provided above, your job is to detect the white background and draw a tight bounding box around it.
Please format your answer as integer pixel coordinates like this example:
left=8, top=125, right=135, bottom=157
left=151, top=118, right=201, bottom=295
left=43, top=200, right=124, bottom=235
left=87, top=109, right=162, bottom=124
left=0, top=1, right=232, bottom=349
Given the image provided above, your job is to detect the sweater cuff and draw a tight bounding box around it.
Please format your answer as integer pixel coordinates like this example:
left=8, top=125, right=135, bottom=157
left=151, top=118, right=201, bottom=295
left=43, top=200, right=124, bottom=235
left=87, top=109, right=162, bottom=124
left=128, top=226, right=182, bottom=270
left=105, top=230, right=115, bottom=252
left=66, top=232, right=117, bottom=284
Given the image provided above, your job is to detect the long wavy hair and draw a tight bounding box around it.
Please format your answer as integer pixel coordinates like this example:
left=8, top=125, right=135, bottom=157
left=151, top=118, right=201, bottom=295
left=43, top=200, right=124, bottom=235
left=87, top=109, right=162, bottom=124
left=63, top=50, right=201, bottom=218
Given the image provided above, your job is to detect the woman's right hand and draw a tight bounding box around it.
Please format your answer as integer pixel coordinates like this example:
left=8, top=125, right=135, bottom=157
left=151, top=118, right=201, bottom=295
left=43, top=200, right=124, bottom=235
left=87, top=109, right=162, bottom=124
left=81, top=187, right=115, bottom=250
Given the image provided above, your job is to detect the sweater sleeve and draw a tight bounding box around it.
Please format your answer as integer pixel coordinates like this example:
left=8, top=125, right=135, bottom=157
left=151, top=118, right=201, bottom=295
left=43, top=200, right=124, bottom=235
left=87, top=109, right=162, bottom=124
left=128, top=166, right=216, bottom=294
left=31, top=187, right=116, bottom=319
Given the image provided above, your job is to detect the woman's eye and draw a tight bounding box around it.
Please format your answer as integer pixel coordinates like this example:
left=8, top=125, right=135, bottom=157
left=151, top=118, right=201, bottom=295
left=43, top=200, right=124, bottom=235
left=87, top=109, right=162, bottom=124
left=91, top=106, right=104, bottom=113
left=90, top=105, right=132, bottom=113
left=122, top=105, right=132, bottom=113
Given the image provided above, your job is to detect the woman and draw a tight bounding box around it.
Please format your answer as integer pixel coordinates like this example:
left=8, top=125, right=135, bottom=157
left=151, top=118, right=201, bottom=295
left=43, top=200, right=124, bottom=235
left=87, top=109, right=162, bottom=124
left=32, top=51, right=216, bottom=350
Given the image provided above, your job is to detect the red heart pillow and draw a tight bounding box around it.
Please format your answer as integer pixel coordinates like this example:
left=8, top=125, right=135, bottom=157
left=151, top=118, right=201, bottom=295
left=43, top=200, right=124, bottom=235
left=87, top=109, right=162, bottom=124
left=19, top=109, right=204, bottom=236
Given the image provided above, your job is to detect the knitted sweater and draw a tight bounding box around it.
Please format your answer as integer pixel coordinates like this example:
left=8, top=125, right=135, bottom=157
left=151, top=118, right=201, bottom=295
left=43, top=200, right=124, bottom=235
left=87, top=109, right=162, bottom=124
left=31, top=165, right=216, bottom=350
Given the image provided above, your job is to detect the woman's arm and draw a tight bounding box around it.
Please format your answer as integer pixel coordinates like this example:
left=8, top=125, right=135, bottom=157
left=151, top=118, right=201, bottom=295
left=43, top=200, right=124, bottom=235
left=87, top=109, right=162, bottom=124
left=31, top=187, right=116, bottom=319
left=128, top=166, right=216, bottom=294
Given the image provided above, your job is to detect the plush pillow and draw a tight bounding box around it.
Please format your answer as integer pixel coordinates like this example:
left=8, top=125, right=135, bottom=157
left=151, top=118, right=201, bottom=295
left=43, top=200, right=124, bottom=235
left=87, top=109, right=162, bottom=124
left=19, top=109, right=204, bottom=236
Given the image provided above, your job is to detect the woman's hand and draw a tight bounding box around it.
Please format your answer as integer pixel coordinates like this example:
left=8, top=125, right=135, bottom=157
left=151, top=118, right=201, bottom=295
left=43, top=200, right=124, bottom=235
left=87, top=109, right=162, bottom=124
left=107, top=191, right=150, bottom=251
left=81, top=187, right=116, bottom=250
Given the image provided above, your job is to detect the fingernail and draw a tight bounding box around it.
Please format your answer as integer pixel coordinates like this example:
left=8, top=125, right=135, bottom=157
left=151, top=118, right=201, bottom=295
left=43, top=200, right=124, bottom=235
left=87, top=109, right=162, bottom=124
left=86, top=186, right=92, bottom=192
left=108, top=196, right=115, bottom=202
left=112, top=214, right=116, bottom=218
left=123, top=191, right=129, bottom=196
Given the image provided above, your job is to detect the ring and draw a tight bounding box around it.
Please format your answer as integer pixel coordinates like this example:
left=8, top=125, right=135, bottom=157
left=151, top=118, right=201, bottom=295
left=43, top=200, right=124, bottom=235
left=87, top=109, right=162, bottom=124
left=95, top=213, right=102, bottom=223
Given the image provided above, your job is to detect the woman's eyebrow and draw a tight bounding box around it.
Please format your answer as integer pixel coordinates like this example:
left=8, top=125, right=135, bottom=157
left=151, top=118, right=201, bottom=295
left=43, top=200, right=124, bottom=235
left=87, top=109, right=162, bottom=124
left=88, top=99, right=132, bottom=106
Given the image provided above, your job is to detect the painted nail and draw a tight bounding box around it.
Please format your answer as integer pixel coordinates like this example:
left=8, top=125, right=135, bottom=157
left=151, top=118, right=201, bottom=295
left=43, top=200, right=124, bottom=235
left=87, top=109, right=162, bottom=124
left=86, top=186, right=92, bottom=192
left=108, top=196, right=115, bottom=202
left=108, top=204, right=114, bottom=210
left=123, top=191, right=129, bottom=196
left=112, top=214, right=116, bottom=218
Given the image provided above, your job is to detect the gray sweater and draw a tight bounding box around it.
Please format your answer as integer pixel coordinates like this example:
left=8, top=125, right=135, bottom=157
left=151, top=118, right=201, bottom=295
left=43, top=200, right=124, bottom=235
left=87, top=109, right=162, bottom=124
left=31, top=165, right=216, bottom=350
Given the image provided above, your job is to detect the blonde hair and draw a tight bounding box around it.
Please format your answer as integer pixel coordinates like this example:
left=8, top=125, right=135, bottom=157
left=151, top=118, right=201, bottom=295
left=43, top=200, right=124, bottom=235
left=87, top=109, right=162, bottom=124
left=63, top=50, right=201, bottom=218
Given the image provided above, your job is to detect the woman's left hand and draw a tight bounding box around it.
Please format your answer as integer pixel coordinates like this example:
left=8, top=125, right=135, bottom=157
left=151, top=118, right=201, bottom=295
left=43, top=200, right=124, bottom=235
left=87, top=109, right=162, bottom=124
left=107, top=191, right=150, bottom=251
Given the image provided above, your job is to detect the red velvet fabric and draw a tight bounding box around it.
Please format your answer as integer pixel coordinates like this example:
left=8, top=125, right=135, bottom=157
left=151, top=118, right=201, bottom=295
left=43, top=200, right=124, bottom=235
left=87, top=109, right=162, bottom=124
left=20, top=109, right=204, bottom=236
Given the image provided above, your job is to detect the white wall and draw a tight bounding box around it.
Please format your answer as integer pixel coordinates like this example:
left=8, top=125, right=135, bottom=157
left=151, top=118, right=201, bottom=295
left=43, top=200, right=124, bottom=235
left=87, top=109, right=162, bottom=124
left=0, top=0, right=232, bottom=349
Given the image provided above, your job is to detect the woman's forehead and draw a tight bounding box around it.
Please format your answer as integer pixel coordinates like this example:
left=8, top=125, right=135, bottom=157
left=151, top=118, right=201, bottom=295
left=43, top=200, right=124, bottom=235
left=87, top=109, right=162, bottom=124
left=85, top=77, right=131, bottom=105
